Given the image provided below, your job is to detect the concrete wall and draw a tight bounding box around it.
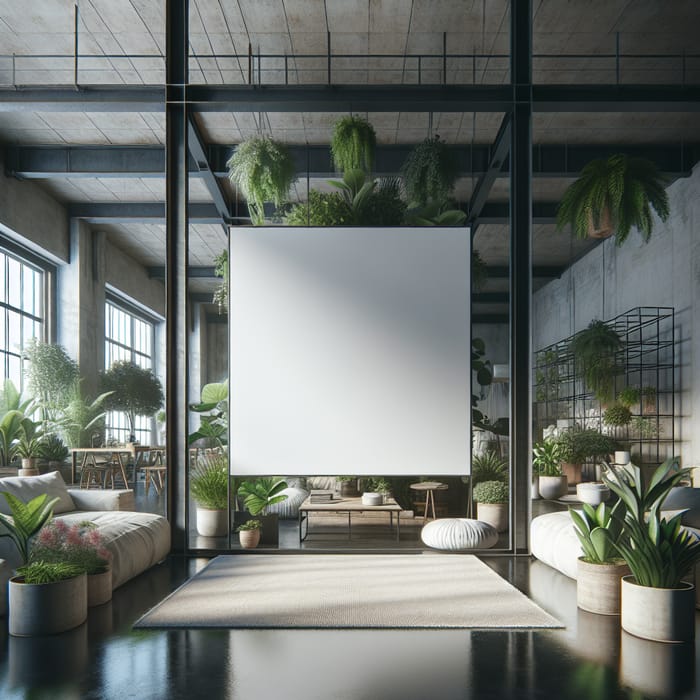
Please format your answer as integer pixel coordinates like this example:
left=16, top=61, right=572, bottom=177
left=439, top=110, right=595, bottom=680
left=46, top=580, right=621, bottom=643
left=0, top=153, right=69, bottom=263
left=533, top=162, right=700, bottom=464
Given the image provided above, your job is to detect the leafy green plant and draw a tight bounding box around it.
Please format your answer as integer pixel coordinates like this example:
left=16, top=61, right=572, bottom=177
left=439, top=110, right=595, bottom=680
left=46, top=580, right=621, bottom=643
left=0, top=380, right=36, bottom=466
left=472, top=337, right=495, bottom=433
left=227, top=136, right=296, bottom=225
left=617, top=386, right=640, bottom=408
left=570, top=501, right=625, bottom=564
left=567, top=320, right=623, bottom=402
left=556, top=429, right=616, bottom=464
left=39, top=434, right=69, bottom=462
left=330, top=114, right=376, bottom=174
left=237, top=477, right=288, bottom=516
left=284, top=189, right=352, bottom=226
left=602, top=458, right=700, bottom=588
left=630, top=416, right=660, bottom=438
left=190, top=453, right=229, bottom=510
left=403, top=200, right=467, bottom=226
left=401, top=135, right=458, bottom=206
left=213, top=249, right=228, bottom=314
left=16, top=561, right=84, bottom=585
left=641, top=385, right=657, bottom=412
left=31, top=520, right=111, bottom=575
left=472, top=451, right=508, bottom=485
left=472, top=250, right=488, bottom=292
left=0, top=492, right=59, bottom=564
left=532, top=439, right=564, bottom=476
left=101, top=361, right=164, bottom=441
left=16, top=416, right=44, bottom=458
left=236, top=519, right=262, bottom=532
left=59, top=382, right=111, bottom=448
left=22, top=339, right=79, bottom=424
left=473, top=480, right=508, bottom=504
left=603, top=403, right=632, bottom=427
left=362, top=477, right=391, bottom=493
left=556, top=154, right=670, bottom=246
left=189, top=379, right=228, bottom=447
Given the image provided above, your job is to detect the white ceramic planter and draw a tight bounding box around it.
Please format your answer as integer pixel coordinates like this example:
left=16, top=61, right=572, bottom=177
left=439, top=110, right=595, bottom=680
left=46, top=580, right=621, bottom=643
left=196, top=507, right=228, bottom=537
left=87, top=568, right=112, bottom=607
left=531, top=476, right=540, bottom=500
left=621, top=576, right=695, bottom=642
left=361, top=492, right=383, bottom=506
left=538, top=475, right=568, bottom=500
left=615, top=450, right=631, bottom=465
left=576, top=482, right=610, bottom=506
left=577, top=558, right=629, bottom=615
left=477, top=502, right=508, bottom=532
left=9, top=573, right=87, bottom=636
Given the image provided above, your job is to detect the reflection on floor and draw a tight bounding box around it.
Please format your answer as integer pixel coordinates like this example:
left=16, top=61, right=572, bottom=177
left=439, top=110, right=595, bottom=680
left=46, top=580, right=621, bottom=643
left=0, top=554, right=696, bottom=700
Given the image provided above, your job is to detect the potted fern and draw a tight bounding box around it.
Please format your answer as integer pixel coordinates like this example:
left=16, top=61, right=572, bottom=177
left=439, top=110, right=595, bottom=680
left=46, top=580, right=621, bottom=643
left=226, top=136, right=296, bottom=225
left=556, top=154, right=670, bottom=245
left=330, top=114, right=376, bottom=174
left=190, top=453, right=229, bottom=537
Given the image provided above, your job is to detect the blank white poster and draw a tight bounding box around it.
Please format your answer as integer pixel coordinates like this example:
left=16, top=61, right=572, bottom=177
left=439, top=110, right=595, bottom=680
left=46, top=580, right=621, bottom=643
left=229, top=227, right=470, bottom=476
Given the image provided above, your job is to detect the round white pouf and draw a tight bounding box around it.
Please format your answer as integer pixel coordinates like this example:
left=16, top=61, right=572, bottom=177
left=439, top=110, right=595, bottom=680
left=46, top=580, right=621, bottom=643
left=421, top=518, right=498, bottom=550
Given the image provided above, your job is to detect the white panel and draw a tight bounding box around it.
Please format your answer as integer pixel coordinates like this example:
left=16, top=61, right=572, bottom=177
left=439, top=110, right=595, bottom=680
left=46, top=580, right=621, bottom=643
left=230, top=227, right=470, bottom=476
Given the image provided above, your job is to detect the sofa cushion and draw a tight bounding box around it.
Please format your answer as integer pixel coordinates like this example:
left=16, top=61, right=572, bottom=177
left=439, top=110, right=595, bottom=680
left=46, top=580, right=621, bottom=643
left=56, top=510, right=171, bottom=589
left=0, top=471, right=75, bottom=515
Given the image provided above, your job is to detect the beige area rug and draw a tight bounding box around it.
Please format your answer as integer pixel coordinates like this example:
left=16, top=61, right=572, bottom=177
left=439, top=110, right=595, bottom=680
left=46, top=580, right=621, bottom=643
left=135, top=554, right=562, bottom=629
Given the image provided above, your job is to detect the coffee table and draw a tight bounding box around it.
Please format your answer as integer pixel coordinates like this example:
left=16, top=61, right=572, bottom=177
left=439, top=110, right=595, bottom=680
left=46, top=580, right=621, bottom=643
left=299, top=496, right=403, bottom=542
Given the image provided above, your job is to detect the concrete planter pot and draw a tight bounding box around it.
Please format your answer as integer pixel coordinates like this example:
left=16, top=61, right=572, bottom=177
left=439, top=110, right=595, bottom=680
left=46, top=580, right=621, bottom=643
left=239, top=529, right=261, bottom=549
left=577, top=558, right=630, bottom=615
left=621, top=576, right=695, bottom=642
left=196, top=507, right=228, bottom=537
left=9, top=572, right=87, bottom=636
left=576, top=481, right=610, bottom=506
left=87, top=567, right=112, bottom=607
left=18, top=458, right=39, bottom=477
left=538, top=475, right=568, bottom=500
left=477, top=502, right=508, bottom=532
left=561, top=462, right=582, bottom=486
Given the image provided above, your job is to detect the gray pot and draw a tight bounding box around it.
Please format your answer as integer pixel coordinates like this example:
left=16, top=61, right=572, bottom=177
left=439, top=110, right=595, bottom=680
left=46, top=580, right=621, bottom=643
left=477, top=502, right=508, bottom=532
left=621, top=576, right=695, bottom=642
left=576, top=482, right=610, bottom=506
left=9, top=573, right=87, bottom=636
left=577, top=558, right=629, bottom=615
left=87, top=568, right=112, bottom=607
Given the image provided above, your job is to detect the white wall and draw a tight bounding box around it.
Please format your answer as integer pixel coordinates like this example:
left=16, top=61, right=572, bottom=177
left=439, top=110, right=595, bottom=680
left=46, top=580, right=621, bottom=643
left=533, top=162, right=700, bottom=464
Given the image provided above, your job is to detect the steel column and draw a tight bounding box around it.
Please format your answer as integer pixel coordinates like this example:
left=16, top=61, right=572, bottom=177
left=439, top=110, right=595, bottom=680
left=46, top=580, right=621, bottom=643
left=510, top=0, right=533, bottom=555
left=165, top=0, right=189, bottom=554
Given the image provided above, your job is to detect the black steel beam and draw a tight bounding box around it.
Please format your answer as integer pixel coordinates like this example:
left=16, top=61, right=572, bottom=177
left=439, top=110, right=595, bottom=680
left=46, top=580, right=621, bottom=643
left=148, top=266, right=216, bottom=279
left=533, top=85, right=700, bottom=112
left=485, top=265, right=563, bottom=279
left=7, top=143, right=698, bottom=180
left=66, top=202, right=223, bottom=223
left=473, top=314, right=509, bottom=324
left=510, top=0, right=533, bottom=555
left=187, top=115, right=231, bottom=221
left=473, top=292, right=509, bottom=303
left=1, top=83, right=699, bottom=114
left=468, top=114, right=512, bottom=236
left=165, top=0, right=189, bottom=554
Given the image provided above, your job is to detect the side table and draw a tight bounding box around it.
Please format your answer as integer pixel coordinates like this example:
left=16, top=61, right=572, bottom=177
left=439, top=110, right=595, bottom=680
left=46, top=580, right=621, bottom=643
left=410, top=481, right=448, bottom=523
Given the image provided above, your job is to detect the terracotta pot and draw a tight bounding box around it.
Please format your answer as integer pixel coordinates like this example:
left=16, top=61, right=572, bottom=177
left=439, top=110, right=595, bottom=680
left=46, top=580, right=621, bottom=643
left=477, top=502, right=508, bottom=532
left=577, top=558, right=630, bottom=615
left=239, top=528, right=261, bottom=549
left=621, top=576, right=695, bottom=642
left=587, top=207, right=614, bottom=239
left=561, top=462, right=582, bottom=486
left=87, top=567, right=112, bottom=607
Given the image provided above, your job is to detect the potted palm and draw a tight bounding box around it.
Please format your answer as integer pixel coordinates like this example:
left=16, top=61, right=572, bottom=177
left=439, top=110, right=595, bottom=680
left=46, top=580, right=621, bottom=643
left=16, top=418, right=44, bottom=476
left=236, top=519, right=262, bottom=549
left=236, top=477, right=288, bottom=546
left=570, top=501, right=629, bottom=615
left=556, top=154, right=670, bottom=245
left=532, top=439, right=568, bottom=499
left=473, top=480, right=508, bottom=532
left=190, top=453, right=229, bottom=537
left=602, top=457, right=700, bottom=642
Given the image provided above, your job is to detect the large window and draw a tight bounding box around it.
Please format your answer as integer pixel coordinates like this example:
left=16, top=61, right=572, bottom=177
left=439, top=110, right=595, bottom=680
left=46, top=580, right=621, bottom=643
left=0, top=247, right=45, bottom=389
left=105, top=298, right=155, bottom=444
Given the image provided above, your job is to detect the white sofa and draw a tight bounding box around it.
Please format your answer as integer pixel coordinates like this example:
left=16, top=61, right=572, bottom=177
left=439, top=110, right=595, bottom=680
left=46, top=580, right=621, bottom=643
left=0, top=471, right=171, bottom=612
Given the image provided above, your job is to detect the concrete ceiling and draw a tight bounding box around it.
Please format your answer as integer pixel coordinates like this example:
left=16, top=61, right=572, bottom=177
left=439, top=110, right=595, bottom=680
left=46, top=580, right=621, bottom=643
left=0, top=1, right=698, bottom=317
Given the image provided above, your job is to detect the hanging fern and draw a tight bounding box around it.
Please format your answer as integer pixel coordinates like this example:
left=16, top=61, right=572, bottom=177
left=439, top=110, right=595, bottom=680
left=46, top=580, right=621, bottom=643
left=330, top=115, right=376, bottom=174
left=401, top=135, right=458, bottom=207
left=212, top=250, right=228, bottom=314
left=556, top=154, right=669, bottom=246
left=226, top=136, right=296, bottom=225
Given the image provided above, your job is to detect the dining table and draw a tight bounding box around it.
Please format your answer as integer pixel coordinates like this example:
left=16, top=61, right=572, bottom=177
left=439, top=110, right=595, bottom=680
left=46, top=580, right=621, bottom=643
left=70, top=445, right=165, bottom=489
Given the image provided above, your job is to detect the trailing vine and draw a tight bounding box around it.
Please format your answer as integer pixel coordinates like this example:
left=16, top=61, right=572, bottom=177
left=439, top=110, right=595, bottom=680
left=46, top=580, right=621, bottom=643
left=330, top=115, right=377, bottom=174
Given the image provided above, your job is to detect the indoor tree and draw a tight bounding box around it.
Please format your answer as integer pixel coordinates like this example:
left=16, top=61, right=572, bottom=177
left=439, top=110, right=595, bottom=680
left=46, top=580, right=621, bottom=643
left=100, top=361, right=164, bottom=442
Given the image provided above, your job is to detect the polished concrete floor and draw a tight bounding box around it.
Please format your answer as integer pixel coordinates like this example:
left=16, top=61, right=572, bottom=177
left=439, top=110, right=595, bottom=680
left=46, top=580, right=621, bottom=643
left=0, top=552, right=697, bottom=700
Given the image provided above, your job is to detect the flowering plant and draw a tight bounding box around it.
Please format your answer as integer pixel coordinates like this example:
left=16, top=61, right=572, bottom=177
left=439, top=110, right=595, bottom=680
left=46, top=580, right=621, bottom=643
left=31, top=520, right=111, bottom=575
